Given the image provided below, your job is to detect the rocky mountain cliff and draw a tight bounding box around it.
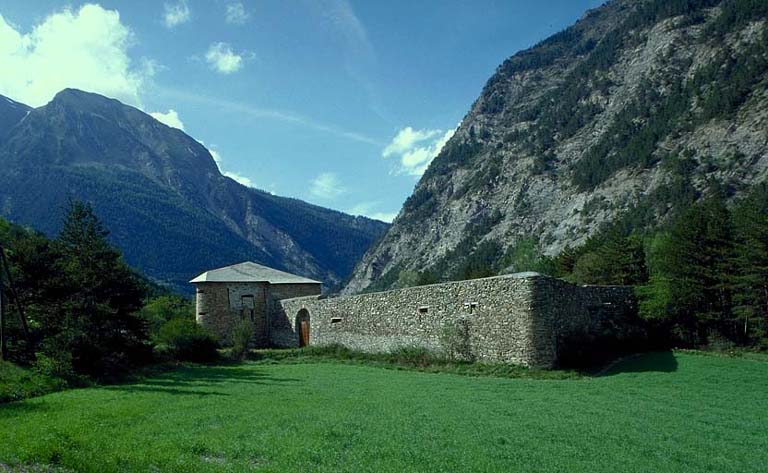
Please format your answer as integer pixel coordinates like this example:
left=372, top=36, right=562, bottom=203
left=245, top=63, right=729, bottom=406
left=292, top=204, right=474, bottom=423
left=0, top=89, right=388, bottom=292
left=345, top=0, right=768, bottom=294
left=0, top=96, right=31, bottom=140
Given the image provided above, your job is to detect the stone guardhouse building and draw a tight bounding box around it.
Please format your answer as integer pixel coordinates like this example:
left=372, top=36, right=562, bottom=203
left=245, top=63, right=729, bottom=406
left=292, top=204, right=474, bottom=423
left=190, top=262, right=321, bottom=346
left=192, top=261, right=638, bottom=369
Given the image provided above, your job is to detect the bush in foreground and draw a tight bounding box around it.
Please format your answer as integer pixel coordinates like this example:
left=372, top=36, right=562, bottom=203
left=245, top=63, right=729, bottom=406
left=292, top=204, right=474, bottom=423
left=155, top=318, right=218, bottom=363
left=0, top=361, right=67, bottom=403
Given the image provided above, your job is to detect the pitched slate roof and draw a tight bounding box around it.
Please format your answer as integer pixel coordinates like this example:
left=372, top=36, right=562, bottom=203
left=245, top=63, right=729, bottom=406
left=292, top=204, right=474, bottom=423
left=190, top=261, right=321, bottom=285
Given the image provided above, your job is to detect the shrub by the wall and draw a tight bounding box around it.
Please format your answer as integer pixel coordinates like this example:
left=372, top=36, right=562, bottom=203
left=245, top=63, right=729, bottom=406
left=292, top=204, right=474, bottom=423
left=231, top=319, right=255, bottom=360
left=156, top=318, right=218, bottom=363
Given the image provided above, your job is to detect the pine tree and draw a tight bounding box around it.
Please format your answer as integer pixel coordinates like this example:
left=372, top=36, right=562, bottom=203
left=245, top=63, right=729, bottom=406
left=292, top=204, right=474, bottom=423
left=731, top=184, right=768, bottom=345
left=638, top=191, right=735, bottom=345
left=570, top=228, right=647, bottom=286
left=42, top=201, right=150, bottom=378
left=637, top=233, right=675, bottom=320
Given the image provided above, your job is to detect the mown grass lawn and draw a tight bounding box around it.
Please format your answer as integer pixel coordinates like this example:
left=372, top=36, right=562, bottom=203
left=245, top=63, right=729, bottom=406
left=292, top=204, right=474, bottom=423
left=1, top=352, right=766, bottom=472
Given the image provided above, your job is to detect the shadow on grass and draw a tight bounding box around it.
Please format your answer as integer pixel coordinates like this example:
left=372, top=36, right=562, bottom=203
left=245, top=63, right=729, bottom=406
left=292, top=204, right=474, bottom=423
left=598, top=351, right=679, bottom=376
left=105, top=365, right=300, bottom=397
left=106, top=385, right=229, bottom=396
left=0, top=400, right=54, bottom=415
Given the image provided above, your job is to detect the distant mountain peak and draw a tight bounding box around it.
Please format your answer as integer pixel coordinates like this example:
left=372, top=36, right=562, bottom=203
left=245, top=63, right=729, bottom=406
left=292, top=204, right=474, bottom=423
left=52, top=87, right=123, bottom=101
left=53, top=87, right=90, bottom=98
left=0, top=88, right=389, bottom=292
left=46, top=88, right=142, bottom=121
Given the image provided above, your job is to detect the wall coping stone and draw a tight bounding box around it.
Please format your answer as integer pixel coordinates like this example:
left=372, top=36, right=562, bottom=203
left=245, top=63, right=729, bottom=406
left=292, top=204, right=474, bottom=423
left=279, top=272, right=578, bottom=305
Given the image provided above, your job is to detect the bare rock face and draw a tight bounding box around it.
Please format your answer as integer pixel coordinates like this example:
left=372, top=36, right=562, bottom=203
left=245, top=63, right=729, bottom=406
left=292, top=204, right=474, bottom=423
left=345, top=0, right=768, bottom=294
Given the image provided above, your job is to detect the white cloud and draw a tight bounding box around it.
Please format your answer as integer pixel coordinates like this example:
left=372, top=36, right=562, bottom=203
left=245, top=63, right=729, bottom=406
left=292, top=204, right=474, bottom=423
left=207, top=147, right=223, bottom=166
left=198, top=141, right=256, bottom=188
left=0, top=5, right=151, bottom=108
left=310, top=172, right=346, bottom=200
left=225, top=2, right=250, bottom=25
left=368, top=212, right=397, bottom=223
left=224, top=170, right=254, bottom=187
left=323, top=0, right=373, bottom=59
left=149, top=109, right=185, bottom=130
left=382, top=127, right=441, bottom=158
left=163, top=1, right=190, bottom=28
left=382, top=126, right=457, bottom=177
left=348, top=202, right=397, bottom=223
left=315, top=0, right=390, bottom=121
left=205, top=42, right=245, bottom=74
left=157, top=86, right=383, bottom=146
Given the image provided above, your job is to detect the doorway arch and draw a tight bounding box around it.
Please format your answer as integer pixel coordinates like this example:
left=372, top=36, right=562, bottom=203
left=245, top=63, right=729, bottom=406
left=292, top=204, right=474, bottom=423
left=296, top=309, right=310, bottom=347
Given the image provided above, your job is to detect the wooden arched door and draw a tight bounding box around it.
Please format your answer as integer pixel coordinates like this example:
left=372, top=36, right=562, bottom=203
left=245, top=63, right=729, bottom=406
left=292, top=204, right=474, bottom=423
left=297, top=309, right=310, bottom=347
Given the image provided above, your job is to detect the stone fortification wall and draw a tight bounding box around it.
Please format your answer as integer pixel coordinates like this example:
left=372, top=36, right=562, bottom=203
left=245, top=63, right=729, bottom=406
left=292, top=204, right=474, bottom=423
left=274, top=275, right=540, bottom=366
left=266, top=283, right=322, bottom=346
left=272, top=273, right=637, bottom=368
left=529, top=278, right=637, bottom=366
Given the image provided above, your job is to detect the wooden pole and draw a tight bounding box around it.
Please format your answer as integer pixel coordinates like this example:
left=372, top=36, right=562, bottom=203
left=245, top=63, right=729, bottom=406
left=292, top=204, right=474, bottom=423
left=0, top=255, right=5, bottom=361
left=0, top=249, right=29, bottom=338
left=0, top=245, right=32, bottom=358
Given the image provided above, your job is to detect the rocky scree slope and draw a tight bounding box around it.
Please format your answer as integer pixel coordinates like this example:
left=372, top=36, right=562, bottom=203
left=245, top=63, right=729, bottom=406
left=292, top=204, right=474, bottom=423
left=344, top=0, right=768, bottom=294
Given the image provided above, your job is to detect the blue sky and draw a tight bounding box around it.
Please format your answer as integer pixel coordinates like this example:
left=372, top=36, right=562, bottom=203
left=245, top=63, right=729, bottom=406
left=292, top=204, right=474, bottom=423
left=0, top=0, right=604, bottom=222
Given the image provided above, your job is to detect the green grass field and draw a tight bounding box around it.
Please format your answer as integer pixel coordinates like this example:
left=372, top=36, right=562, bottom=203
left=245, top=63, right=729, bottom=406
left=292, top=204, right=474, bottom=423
left=1, top=352, right=766, bottom=472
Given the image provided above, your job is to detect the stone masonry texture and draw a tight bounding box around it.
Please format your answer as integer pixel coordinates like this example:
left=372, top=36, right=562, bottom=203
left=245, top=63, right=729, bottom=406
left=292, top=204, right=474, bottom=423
left=195, top=282, right=320, bottom=346
left=270, top=273, right=636, bottom=368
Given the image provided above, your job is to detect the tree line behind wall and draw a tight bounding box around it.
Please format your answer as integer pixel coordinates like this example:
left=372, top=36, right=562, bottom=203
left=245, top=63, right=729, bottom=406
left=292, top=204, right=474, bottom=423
left=395, top=183, right=768, bottom=350
left=557, top=184, right=768, bottom=349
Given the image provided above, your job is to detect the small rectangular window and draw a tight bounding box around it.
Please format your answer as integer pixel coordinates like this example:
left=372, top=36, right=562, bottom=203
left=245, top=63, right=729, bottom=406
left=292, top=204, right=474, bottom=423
left=331, top=317, right=343, bottom=324
left=241, top=295, right=255, bottom=309
left=418, top=306, right=429, bottom=314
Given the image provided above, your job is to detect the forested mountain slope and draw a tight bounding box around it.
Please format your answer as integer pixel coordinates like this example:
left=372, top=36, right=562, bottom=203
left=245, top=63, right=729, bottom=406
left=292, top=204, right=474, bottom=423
left=0, top=89, right=388, bottom=292
left=345, top=0, right=768, bottom=294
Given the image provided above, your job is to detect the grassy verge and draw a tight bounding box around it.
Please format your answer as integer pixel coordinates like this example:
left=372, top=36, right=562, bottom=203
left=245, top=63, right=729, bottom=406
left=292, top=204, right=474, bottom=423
left=248, top=345, right=581, bottom=380
left=0, top=345, right=580, bottom=405
left=0, top=361, right=66, bottom=403
left=674, top=347, right=768, bottom=362
left=5, top=345, right=763, bottom=404
left=0, top=352, right=765, bottom=472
